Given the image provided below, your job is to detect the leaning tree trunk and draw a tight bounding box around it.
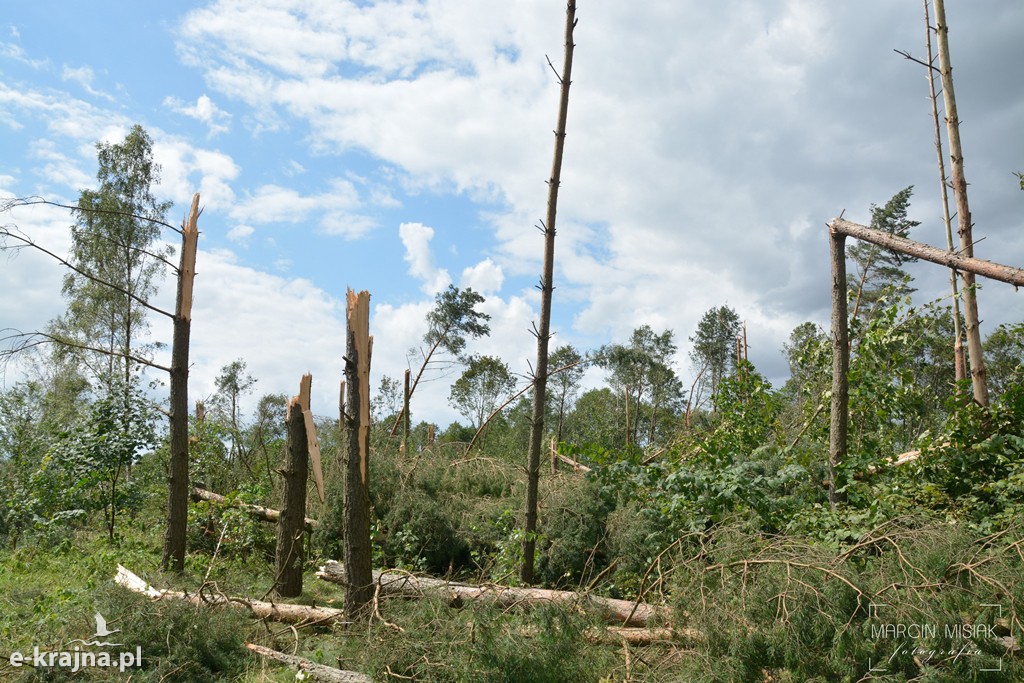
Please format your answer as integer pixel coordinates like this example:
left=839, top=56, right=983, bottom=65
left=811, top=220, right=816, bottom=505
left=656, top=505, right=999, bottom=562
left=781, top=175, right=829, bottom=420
left=933, top=0, right=987, bottom=405
left=522, top=0, right=577, bottom=585
left=275, top=375, right=312, bottom=597
left=162, top=193, right=199, bottom=572
left=343, top=289, right=374, bottom=619
left=921, top=0, right=966, bottom=383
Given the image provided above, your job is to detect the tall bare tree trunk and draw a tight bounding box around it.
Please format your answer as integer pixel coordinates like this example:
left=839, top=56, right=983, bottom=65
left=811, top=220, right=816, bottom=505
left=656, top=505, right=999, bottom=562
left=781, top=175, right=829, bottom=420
left=922, top=0, right=966, bottom=384
left=343, top=290, right=374, bottom=618
left=828, top=226, right=849, bottom=507
left=275, top=375, right=312, bottom=597
left=933, top=0, right=988, bottom=405
left=162, top=193, right=199, bottom=571
left=521, top=0, right=577, bottom=586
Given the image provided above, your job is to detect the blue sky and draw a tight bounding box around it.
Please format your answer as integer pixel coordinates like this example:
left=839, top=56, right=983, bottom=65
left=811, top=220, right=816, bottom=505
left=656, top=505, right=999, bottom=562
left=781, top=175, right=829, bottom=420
left=2, top=1, right=1023, bottom=426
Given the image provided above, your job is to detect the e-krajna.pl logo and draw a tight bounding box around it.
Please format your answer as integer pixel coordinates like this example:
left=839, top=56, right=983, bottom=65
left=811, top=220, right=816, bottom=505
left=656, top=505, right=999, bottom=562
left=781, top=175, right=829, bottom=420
left=8, top=612, right=142, bottom=673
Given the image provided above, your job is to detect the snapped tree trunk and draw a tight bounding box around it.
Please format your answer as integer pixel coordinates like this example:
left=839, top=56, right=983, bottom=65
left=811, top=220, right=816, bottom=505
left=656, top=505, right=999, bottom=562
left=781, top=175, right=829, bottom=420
left=828, top=226, right=849, bottom=507
left=318, top=561, right=671, bottom=628
left=827, top=219, right=1024, bottom=287
left=522, top=0, right=576, bottom=586
left=191, top=487, right=318, bottom=530
left=275, top=375, right=312, bottom=598
left=162, top=193, right=199, bottom=572
left=115, top=565, right=347, bottom=627
left=343, top=289, right=374, bottom=619
left=933, top=0, right=988, bottom=405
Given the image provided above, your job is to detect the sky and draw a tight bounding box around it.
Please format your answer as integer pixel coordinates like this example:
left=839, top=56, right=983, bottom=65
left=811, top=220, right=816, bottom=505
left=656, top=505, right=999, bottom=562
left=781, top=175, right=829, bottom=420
left=1, top=1, right=1022, bottom=427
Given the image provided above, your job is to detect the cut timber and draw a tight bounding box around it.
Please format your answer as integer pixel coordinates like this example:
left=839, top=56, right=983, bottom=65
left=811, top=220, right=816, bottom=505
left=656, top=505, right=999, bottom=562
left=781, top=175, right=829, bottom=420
left=191, top=487, right=318, bottom=531
left=317, top=561, right=671, bottom=628
left=115, top=565, right=347, bottom=627
left=245, top=644, right=371, bottom=683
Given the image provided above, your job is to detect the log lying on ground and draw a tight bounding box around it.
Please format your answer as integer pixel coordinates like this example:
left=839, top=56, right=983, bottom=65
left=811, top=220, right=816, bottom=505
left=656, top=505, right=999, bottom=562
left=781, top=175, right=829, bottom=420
left=245, top=643, right=371, bottom=683
left=317, top=561, right=671, bottom=628
left=191, top=487, right=318, bottom=531
left=115, top=565, right=346, bottom=627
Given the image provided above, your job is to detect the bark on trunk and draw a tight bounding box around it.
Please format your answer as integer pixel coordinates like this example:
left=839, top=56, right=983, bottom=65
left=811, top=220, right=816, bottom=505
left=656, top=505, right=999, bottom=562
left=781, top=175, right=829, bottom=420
left=191, top=487, right=318, bottom=530
left=523, top=0, right=576, bottom=586
left=318, top=561, right=670, bottom=628
left=275, top=380, right=311, bottom=598
left=921, top=0, right=966, bottom=384
left=827, top=218, right=1024, bottom=287
left=162, top=193, right=199, bottom=572
left=343, top=290, right=374, bottom=620
left=245, top=644, right=372, bottom=683
left=115, top=565, right=347, bottom=626
left=933, top=0, right=988, bottom=405
left=828, top=226, right=849, bottom=507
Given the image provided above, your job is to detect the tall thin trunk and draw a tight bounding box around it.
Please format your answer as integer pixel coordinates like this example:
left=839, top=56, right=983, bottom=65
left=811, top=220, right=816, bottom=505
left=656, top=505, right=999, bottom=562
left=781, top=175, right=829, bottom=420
left=922, top=0, right=965, bottom=384
left=933, top=0, right=988, bottom=405
left=828, top=227, right=849, bottom=507
left=162, top=193, right=199, bottom=572
left=522, top=0, right=576, bottom=585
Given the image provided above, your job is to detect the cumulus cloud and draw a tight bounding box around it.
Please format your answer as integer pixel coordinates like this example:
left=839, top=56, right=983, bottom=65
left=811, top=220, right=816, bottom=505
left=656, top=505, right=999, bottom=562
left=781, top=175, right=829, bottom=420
left=229, top=179, right=375, bottom=238
left=460, top=258, right=504, bottom=295
left=399, top=222, right=451, bottom=295
left=163, top=94, right=232, bottom=137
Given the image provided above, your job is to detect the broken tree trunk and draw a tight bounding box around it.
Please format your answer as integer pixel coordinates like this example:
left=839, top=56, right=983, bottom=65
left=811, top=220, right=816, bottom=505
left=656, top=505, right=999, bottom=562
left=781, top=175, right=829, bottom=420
left=115, top=565, right=347, bottom=627
left=317, top=561, right=670, bottom=628
left=827, top=219, right=1024, bottom=287
left=245, top=644, right=372, bottom=683
left=343, top=289, right=374, bottom=620
left=828, top=224, right=850, bottom=507
left=275, top=375, right=313, bottom=598
left=933, top=0, right=988, bottom=405
left=191, top=487, right=318, bottom=531
left=163, top=193, right=200, bottom=572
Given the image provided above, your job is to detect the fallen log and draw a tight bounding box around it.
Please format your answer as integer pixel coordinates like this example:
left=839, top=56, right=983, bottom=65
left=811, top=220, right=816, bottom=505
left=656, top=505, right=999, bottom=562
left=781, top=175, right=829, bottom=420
left=114, top=565, right=346, bottom=627
left=245, top=643, right=371, bottom=683
left=191, top=487, right=318, bottom=531
left=317, top=561, right=672, bottom=628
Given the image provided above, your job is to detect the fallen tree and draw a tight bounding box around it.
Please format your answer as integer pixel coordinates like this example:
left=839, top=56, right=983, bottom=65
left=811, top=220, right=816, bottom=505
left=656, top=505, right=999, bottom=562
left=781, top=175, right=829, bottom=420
left=191, top=487, right=318, bottom=531
left=114, top=565, right=345, bottom=627
left=245, top=643, right=371, bottom=683
left=317, top=561, right=672, bottom=628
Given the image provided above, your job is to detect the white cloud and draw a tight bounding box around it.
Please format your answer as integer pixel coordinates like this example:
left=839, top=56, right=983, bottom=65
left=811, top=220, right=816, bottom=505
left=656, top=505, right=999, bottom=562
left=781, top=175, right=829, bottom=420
left=460, top=258, right=504, bottom=295
left=61, top=64, right=115, bottom=102
left=163, top=94, right=232, bottom=137
left=227, top=224, right=254, bottom=241
left=229, top=179, right=374, bottom=238
left=399, top=222, right=451, bottom=295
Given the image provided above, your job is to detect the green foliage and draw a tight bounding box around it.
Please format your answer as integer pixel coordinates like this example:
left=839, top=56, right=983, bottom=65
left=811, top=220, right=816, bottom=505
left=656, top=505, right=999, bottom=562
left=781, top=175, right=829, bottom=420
left=448, top=354, right=516, bottom=429
left=596, top=325, right=683, bottom=448
left=984, top=321, right=1024, bottom=400
left=52, top=124, right=172, bottom=398
left=689, top=305, right=742, bottom=409
left=847, top=186, right=920, bottom=322
left=424, top=284, right=491, bottom=359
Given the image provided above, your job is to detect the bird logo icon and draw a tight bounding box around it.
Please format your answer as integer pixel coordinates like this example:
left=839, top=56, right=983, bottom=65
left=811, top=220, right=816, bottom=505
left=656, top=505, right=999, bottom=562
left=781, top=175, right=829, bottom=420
left=93, top=613, right=120, bottom=639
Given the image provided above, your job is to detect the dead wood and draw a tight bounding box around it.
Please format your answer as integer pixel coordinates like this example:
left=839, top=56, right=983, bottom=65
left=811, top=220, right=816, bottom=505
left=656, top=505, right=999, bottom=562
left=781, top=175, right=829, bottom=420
left=191, top=487, right=318, bottom=531
left=244, top=643, right=371, bottom=683
left=115, top=565, right=346, bottom=627
left=317, top=561, right=671, bottom=628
